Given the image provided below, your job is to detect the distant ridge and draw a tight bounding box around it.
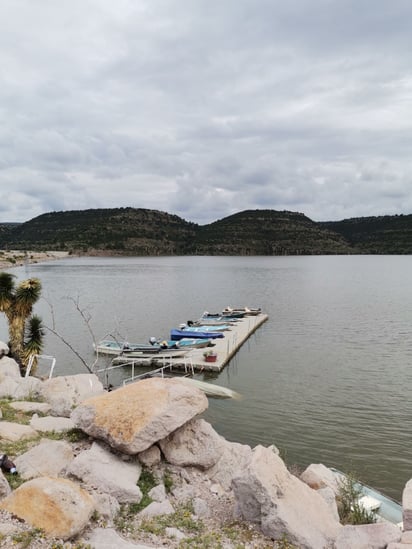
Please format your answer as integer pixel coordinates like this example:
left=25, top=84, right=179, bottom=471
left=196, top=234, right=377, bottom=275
left=0, top=207, right=411, bottom=255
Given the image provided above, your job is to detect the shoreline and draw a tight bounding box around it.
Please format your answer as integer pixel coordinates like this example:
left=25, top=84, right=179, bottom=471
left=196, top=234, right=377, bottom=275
left=0, top=250, right=69, bottom=271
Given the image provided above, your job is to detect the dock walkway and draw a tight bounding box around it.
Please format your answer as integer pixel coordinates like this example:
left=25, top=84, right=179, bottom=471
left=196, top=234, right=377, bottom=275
left=113, top=312, right=268, bottom=373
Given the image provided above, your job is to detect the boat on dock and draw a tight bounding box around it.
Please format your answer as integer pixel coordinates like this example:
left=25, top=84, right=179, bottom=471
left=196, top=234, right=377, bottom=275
left=170, top=328, right=225, bottom=341
left=94, top=337, right=212, bottom=356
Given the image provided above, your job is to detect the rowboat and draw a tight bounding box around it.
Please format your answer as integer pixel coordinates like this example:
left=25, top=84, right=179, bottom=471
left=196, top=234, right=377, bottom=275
left=222, top=306, right=262, bottom=316
left=94, top=338, right=211, bottom=355
left=179, top=323, right=231, bottom=332
left=170, top=328, right=225, bottom=341
left=330, top=468, right=402, bottom=527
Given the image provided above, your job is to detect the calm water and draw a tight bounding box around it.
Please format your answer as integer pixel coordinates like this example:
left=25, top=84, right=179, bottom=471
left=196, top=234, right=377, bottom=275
left=2, top=255, right=412, bottom=500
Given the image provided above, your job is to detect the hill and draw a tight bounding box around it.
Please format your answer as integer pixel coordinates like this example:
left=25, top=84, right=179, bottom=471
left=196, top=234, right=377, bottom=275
left=0, top=207, right=411, bottom=255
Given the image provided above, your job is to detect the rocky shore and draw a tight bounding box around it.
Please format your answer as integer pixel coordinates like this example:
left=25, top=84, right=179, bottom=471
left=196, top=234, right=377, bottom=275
left=0, top=345, right=410, bottom=548
left=0, top=250, right=69, bottom=270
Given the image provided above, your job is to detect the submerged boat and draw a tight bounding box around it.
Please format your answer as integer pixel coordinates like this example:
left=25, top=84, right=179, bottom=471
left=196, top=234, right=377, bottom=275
left=330, top=468, right=402, bottom=527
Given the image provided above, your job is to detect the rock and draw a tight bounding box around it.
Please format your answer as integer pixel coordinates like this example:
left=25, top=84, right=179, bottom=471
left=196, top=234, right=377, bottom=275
left=165, top=527, right=187, bottom=541
left=207, top=441, right=253, bottom=490
left=317, top=486, right=340, bottom=522
left=0, top=522, right=19, bottom=536
left=159, top=418, right=225, bottom=470
left=92, top=492, right=121, bottom=527
left=0, top=356, right=20, bottom=380
left=404, top=479, right=412, bottom=531
left=335, top=523, right=401, bottom=549
left=192, top=497, right=210, bottom=518
left=138, top=499, right=174, bottom=518
left=0, top=421, right=37, bottom=441
left=41, top=373, right=105, bottom=417
left=232, top=445, right=340, bottom=548
left=68, top=441, right=142, bottom=503
left=29, top=414, right=75, bottom=433
left=300, top=463, right=340, bottom=493
left=9, top=401, right=51, bottom=414
left=85, top=527, right=160, bottom=548
left=71, top=377, right=208, bottom=454
left=0, top=376, right=43, bottom=400
left=0, top=470, right=11, bottom=498
left=0, top=477, right=95, bottom=540
left=14, top=439, right=74, bottom=480
left=0, top=341, right=9, bottom=357
left=138, top=445, right=162, bottom=467
left=148, top=483, right=167, bottom=502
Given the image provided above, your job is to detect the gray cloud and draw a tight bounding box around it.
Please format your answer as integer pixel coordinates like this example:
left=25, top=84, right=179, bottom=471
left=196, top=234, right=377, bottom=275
left=1, top=0, right=411, bottom=224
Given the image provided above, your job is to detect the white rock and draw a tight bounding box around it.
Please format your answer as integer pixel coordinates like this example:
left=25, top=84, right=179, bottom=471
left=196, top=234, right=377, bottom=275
left=207, top=440, right=253, bottom=490
left=29, top=414, right=75, bottom=433
left=404, top=479, right=412, bottom=531
left=71, top=377, right=208, bottom=454
left=300, top=463, right=340, bottom=493
left=232, top=445, right=340, bottom=549
left=138, top=500, right=174, bottom=518
left=159, top=418, right=225, bottom=470
left=0, top=356, right=20, bottom=380
left=335, top=523, right=401, bottom=549
left=138, top=445, right=161, bottom=467
left=317, top=486, right=340, bottom=522
left=165, top=527, right=187, bottom=540
left=0, top=421, right=37, bottom=442
left=68, top=441, right=142, bottom=503
left=41, top=373, right=105, bottom=417
left=0, top=341, right=9, bottom=356
left=192, top=497, right=210, bottom=518
left=15, top=439, right=74, bottom=480
left=92, top=492, right=121, bottom=527
left=85, top=527, right=160, bottom=548
left=148, top=484, right=167, bottom=502
left=0, top=471, right=11, bottom=498
left=10, top=401, right=51, bottom=414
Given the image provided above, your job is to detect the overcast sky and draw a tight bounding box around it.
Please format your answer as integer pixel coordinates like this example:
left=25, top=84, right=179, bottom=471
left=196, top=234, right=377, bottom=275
left=1, top=1, right=411, bottom=224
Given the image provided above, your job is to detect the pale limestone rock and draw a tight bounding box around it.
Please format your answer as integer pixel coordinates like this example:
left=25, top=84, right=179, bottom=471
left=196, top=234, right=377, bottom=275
left=300, top=463, right=340, bottom=493
left=165, top=527, right=187, bottom=541
left=92, top=492, right=121, bottom=527
left=10, top=401, right=51, bottom=414
left=0, top=421, right=37, bottom=442
left=387, top=544, right=412, bottom=549
left=14, top=439, right=74, bottom=480
left=317, top=486, right=339, bottom=522
left=29, top=414, right=75, bottom=433
left=148, top=483, right=167, bottom=502
left=404, top=479, right=412, bottom=531
left=71, top=377, right=208, bottom=454
left=85, top=527, right=160, bottom=548
left=207, top=440, right=253, bottom=490
left=0, top=341, right=9, bottom=356
left=192, top=497, right=211, bottom=518
left=335, top=523, right=401, bottom=549
left=232, top=445, right=340, bottom=549
left=0, top=477, right=94, bottom=540
left=41, top=373, right=105, bottom=417
left=0, top=471, right=11, bottom=498
left=138, top=445, right=161, bottom=467
left=68, top=441, right=142, bottom=503
left=138, top=499, right=174, bottom=518
left=0, top=376, right=43, bottom=400
left=0, top=356, right=20, bottom=380
left=0, top=378, right=19, bottom=398
left=159, top=418, right=225, bottom=470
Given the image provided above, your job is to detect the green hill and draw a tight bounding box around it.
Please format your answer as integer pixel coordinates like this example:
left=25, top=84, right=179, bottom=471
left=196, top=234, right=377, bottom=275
left=0, top=208, right=411, bottom=255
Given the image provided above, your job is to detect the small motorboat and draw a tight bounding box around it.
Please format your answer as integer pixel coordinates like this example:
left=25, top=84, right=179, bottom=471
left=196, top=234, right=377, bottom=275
left=170, top=328, right=225, bottom=341
left=179, top=323, right=231, bottom=332
left=222, top=306, right=262, bottom=316
left=94, top=337, right=212, bottom=356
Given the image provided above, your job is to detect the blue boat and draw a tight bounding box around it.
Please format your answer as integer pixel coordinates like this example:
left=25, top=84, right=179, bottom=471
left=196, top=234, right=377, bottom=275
left=170, top=328, right=225, bottom=341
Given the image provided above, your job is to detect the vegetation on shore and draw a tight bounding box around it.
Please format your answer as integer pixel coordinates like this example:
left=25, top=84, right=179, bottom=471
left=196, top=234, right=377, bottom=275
left=0, top=208, right=411, bottom=256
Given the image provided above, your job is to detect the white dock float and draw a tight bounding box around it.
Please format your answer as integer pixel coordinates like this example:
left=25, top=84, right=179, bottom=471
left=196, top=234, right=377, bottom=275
left=166, top=312, right=268, bottom=372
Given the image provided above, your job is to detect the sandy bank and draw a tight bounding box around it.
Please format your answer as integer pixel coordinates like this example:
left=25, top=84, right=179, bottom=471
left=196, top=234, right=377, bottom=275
left=0, top=250, right=69, bottom=270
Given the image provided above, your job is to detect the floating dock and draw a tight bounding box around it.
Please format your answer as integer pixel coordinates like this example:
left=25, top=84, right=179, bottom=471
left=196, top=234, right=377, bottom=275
left=111, top=312, right=268, bottom=373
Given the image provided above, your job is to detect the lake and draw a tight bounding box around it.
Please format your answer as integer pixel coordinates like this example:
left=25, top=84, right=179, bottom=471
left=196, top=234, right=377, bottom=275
left=2, top=254, right=412, bottom=501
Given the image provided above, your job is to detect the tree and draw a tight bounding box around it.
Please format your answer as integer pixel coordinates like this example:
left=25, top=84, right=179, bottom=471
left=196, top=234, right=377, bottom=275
left=0, top=272, right=44, bottom=373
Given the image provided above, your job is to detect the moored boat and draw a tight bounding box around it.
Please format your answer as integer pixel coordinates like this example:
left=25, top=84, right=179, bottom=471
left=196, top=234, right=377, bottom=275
left=94, top=337, right=212, bottom=355
left=170, top=328, right=225, bottom=340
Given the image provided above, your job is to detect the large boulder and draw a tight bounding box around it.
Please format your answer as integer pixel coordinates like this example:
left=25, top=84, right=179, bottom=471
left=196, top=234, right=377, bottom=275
left=0, top=356, right=20, bottom=380
left=300, top=463, right=340, bottom=493
left=404, top=478, right=412, bottom=531
left=14, top=439, right=74, bottom=480
left=335, top=523, right=401, bottom=548
left=0, top=477, right=95, bottom=540
left=159, top=418, right=225, bottom=469
left=0, top=376, right=42, bottom=400
left=232, top=445, right=340, bottom=549
left=0, top=421, right=37, bottom=442
left=68, top=441, right=143, bottom=503
left=40, top=373, right=105, bottom=417
left=29, top=414, right=75, bottom=433
left=207, top=441, right=253, bottom=490
left=71, top=377, right=208, bottom=454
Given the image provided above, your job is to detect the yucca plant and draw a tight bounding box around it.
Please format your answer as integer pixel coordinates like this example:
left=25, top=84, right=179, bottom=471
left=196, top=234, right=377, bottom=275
left=0, top=273, right=44, bottom=374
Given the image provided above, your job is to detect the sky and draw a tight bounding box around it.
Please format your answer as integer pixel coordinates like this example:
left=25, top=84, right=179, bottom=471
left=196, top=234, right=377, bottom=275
left=1, top=0, right=412, bottom=225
